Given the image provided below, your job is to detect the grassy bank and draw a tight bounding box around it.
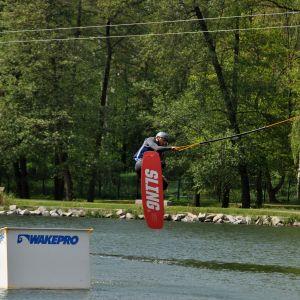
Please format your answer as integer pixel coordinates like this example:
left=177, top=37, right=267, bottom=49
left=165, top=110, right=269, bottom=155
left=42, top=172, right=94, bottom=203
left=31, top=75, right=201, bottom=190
left=2, top=198, right=299, bottom=221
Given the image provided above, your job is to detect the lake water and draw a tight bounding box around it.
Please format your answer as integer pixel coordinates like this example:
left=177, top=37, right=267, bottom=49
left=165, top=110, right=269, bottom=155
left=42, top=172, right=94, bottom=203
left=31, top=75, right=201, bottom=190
left=0, top=216, right=299, bottom=299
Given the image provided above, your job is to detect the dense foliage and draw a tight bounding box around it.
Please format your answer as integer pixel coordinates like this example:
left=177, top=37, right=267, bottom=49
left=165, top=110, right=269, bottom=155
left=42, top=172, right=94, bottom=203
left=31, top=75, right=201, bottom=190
left=0, top=0, right=299, bottom=206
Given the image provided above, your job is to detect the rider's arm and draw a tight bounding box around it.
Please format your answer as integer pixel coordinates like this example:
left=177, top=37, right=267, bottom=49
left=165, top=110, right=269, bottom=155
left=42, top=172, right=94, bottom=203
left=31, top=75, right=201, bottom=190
left=145, top=137, right=172, bottom=153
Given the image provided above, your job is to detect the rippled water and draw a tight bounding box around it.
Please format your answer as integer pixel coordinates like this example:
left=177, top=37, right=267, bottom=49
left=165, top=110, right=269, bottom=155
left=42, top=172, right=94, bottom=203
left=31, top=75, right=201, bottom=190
left=0, top=216, right=299, bottom=299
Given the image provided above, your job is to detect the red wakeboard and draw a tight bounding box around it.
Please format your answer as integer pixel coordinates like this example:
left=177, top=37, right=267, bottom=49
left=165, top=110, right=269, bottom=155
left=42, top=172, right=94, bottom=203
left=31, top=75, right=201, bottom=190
left=141, top=151, right=164, bottom=229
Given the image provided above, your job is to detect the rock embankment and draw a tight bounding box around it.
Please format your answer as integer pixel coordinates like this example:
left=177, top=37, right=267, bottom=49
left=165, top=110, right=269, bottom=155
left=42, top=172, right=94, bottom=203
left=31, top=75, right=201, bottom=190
left=1, top=205, right=300, bottom=227
left=1, top=205, right=86, bottom=218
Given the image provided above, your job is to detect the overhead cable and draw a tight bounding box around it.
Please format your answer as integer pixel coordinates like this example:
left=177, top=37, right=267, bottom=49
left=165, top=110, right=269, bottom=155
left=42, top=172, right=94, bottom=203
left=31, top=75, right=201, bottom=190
left=0, top=11, right=299, bottom=35
left=0, top=24, right=299, bottom=45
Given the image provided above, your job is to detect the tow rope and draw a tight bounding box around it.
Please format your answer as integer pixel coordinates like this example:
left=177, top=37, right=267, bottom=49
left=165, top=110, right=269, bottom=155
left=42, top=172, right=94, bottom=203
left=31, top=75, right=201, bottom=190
left=175, top=115, right=299, bottom=152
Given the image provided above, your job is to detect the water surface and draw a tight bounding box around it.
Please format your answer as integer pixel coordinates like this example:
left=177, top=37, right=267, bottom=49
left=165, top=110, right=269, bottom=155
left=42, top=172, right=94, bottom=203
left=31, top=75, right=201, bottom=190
left=0, top=216, right=299, bottom=299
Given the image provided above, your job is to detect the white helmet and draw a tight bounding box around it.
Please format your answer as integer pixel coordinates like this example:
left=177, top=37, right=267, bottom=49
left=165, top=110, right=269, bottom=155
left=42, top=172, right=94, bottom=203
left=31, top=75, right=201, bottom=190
left=156, top=132, right=169, bottom=141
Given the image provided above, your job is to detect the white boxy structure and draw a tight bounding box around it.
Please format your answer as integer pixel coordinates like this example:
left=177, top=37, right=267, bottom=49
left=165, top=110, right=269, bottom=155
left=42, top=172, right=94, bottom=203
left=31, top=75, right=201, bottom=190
left=0, top=227, right=93, bottom=289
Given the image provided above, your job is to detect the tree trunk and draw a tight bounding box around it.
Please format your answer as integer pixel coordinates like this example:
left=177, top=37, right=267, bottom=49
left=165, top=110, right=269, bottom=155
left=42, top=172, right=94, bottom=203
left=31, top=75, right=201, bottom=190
left=87, top=171, right=97, bottom=202
left=13, top=161, right=22, bottom=198
left=54, top=153, right=64, bottom=200
left=52, top=0, right=81, bottom=201
left=194, top=6, right=237, bottom=129
left=42, top=177, right=46, bottom=195
left=19, top=155, right=30, bottom=198
left=53, top=151, right=73, bottom=200
left=121, top=143, right=127, bottom=171
left=194, top=5, right=251, bottom=208
left=265, top=168, right=285, bottom=203
left=87, top=20, right=112, bottom=202
left=13, top=155, right=30, bottom=199
left=54, top=176, right=64, bottom=200
left=98, top=177, right=102, bottom=198
left=256, top=170, right=263, bottom=208
left=217, top=182, right=222, bottom=202
left=121, top=70, right=130, bottom=171
left=63, top=168, right=73, bottom=200
left=7, top=175, right=10, bottom=194
left=194, top=192, right=200, bottom=207
left=75, top=0, right=82, bottom=38
left=239, top=163, right=251, bottom=208
left=59, top=152, right=74, bottom=200
left=221, top=184, right=230, bottom=208
left=297, top=152, right=300, bottom=203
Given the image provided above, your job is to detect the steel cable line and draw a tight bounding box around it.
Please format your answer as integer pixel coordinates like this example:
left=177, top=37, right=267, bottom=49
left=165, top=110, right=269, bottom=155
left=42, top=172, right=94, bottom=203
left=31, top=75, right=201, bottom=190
left=0, top=10, right=299, bottom=34
left=0, top=24, right=299, bottom=45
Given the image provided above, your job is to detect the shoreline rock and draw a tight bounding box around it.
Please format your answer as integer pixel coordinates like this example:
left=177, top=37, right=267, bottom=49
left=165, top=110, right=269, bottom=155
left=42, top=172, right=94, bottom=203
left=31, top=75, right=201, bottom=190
left=2, top=205, right=299, bottom=227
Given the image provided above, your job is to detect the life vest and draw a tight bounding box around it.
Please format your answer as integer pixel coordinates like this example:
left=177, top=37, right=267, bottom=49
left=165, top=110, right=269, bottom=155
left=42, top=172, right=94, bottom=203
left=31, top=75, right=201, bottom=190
left=133, top=143, right=152, bottom=161
left=133, top=137, right=165, bottom=162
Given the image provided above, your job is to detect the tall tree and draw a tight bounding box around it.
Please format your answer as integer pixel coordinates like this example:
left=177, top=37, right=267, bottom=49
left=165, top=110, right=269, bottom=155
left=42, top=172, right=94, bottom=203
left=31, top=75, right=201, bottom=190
left=193, top=4, right=251, bottom=208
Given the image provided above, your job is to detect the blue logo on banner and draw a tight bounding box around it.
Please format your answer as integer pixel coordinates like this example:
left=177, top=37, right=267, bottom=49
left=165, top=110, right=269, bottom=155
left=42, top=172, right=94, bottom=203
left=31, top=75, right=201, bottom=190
left=0, top=233, right=4, bottom=243
left=17, top=234, right=79, bottom=245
